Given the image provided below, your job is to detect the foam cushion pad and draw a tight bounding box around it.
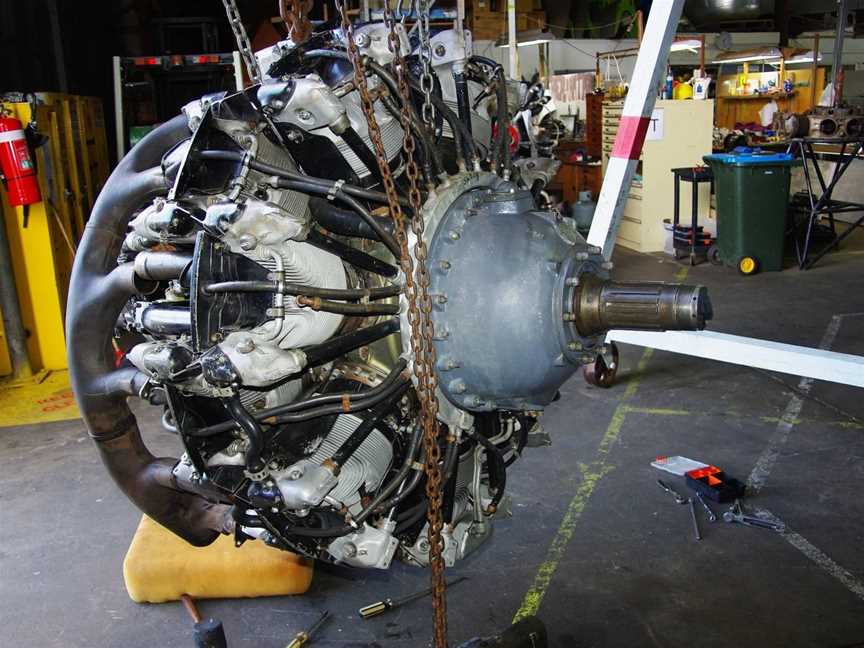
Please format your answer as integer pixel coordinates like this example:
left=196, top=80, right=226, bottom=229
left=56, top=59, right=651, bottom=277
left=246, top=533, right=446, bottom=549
left=123, top=515, right=313, bottom=603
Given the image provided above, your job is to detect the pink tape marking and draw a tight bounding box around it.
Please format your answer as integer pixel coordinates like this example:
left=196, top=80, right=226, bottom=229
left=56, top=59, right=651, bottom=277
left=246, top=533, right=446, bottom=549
left=611, top=115, right=651, bottom=160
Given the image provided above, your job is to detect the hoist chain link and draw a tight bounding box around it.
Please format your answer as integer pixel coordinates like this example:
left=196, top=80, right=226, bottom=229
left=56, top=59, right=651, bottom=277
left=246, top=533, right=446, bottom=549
left=383, top=3, right=448, bottom=647
left=417, top=0, right=436, bottom=126
left=221, top=0, right=262, bottom=84
left=279, top=0, right=314, bottom=44
left=334, top=0, right=448, bottom=645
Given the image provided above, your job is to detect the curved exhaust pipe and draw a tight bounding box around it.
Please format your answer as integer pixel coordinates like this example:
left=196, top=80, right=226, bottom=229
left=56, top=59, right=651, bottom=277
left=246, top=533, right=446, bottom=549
left=66, top=116, right=232, bottom=546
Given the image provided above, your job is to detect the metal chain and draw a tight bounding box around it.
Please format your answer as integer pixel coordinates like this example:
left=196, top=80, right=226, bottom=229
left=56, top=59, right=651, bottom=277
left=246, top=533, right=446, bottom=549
left=334, top=1, right=448, bottom=645
left=395, top=0, right=416, bottom=25
left=221, top=0, right=262, bottom=84
left=279, top=0, right=314, bottom=44
left=417, top=0, right=436, bottom=126
left=382, top=4, right=449, bottom=647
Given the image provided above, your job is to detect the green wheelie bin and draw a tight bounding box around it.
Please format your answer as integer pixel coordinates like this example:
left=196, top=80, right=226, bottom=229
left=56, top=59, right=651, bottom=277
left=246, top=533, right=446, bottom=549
left=703, top=149, right=797, bottom=274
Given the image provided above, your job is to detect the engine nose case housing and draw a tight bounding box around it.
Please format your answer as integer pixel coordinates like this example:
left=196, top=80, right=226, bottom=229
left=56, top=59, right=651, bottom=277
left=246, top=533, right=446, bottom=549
left=421, top=173, right=601, bottom=412
left=422, top=173, right=711, bottom=412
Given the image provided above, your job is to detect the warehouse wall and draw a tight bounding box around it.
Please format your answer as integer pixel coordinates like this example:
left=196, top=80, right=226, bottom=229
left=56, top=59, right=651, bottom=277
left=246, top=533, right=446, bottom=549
left=473, top=38, right=639, bottom=79
left=478, top=32, right=864, bottom=80
left=480, top=31, right=864, bottom=224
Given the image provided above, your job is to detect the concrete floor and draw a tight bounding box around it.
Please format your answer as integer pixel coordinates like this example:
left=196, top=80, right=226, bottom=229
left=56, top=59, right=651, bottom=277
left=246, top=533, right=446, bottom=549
left=2, top=239, right=864, bottom=648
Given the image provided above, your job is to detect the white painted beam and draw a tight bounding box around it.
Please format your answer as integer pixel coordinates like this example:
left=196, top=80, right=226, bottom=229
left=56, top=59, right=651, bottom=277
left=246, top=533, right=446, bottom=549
left=605, top=329, right=864, bottom=388
left=507, top=0, right=518, bottom=79
left=587, top=0, right=685, bottom=260
left=112, top=56, right=125, bottom=160
left=232, top=51, right=244, bottom=92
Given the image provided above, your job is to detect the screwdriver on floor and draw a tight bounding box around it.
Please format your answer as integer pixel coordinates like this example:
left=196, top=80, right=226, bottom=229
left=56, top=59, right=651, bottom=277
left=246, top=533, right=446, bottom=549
left=285, top=610, right=329, bottom=648
left=359, top=576, right=469, bottom=619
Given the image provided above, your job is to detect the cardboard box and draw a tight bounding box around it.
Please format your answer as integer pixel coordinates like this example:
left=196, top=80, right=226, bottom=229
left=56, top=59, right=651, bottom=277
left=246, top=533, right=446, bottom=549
left=471, top=0, right=503, bottom=16
left=470, top=15, right=505, bottom=40
left=525, top=10, right=546, bottom=30
left=469, top=8, right=546, bottom=38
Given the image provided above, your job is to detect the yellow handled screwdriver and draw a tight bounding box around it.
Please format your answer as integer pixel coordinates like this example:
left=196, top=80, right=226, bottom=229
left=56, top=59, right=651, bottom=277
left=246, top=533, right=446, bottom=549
left=285, top=610, right=329, bottom=648
left=359, top=576, right=469, bottom=619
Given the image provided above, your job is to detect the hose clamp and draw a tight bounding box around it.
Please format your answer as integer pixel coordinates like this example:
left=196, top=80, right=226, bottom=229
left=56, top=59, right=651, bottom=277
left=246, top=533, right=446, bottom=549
left=327, top=179, right=345, bottom=201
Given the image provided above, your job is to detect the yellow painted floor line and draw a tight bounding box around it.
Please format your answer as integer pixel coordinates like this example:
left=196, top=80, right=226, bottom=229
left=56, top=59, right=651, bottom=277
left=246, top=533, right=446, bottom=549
left=512, top=267, right=694, bottom=622
left=622, top=405, right=863, bottom=431
left=512, top=348, right=654, bottom=623
left=625, top=405, right=691, bottom=417
left=673, top=266, right=690, bottom=282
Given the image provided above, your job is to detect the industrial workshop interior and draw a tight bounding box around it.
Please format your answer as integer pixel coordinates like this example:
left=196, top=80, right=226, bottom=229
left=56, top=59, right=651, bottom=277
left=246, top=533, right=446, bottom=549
left=3, top=0, right=864, bottom=645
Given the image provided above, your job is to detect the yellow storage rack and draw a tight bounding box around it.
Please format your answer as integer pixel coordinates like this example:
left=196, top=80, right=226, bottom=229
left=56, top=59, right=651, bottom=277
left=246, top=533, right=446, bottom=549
left=0, top=95, right=109, bottom=377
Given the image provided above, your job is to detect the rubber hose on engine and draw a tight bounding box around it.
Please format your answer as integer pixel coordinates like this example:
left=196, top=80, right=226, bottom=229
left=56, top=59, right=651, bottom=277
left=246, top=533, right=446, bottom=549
left=305, top=229, right=399, bottom=278
left=204, top=278, right=402, bottom=301
left=466, top=427, right=507, bottom=516
left=380, top=94, right=440, bottom=181
left=329, top=381, right=411, bottom=468
left=190, top=366, right=409, bottom=437
left=407, top=80, right=477, bottom=169
left=198, top=149, right=410, bottom=208
left=309, top=197, right=393, bottom=240
left=224, top=396, right=266, bottom=473
left=272, top=178, right=401, bottom=257
left=454, top=70, right=474, bottom=164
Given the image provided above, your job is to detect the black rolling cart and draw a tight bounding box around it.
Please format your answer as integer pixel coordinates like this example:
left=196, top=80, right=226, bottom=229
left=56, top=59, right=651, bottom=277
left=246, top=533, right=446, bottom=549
left=671, top=166, right=716, bottom=266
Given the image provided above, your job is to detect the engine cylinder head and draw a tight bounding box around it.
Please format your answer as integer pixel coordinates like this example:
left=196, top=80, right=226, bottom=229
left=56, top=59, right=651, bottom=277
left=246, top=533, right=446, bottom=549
left=819, top=118, right=838, bottom=136
left=846, top=117, right=864, bottom=138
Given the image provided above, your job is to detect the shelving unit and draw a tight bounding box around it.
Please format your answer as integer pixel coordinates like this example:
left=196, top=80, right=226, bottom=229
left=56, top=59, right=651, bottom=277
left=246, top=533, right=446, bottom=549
left=601, top=99, right=715, bottom=253
left=601, top=99, right=627, bottom=175
left=111, top=53, right=243, bottom=159
left=715, top=67, right=825, bottom=130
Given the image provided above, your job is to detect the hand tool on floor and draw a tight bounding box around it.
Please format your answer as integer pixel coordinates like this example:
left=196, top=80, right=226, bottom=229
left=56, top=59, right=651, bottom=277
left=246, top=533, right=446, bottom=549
left=181, top=594, right=228, bottom=648
left=688, top=498, right=701, bottom=541
left=657, top=479, right=687, bottom=504
left=695, top=492, right=717, bottom=522
left=359, top=576, right=469, bottom=619
left=722, top=500, right=785, bottom=532
left=285, top=610, right=329, bottom=648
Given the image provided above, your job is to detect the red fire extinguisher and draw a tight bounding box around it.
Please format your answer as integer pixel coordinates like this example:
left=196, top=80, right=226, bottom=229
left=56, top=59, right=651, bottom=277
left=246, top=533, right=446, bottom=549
left=0, top=115, right=42, bottom=207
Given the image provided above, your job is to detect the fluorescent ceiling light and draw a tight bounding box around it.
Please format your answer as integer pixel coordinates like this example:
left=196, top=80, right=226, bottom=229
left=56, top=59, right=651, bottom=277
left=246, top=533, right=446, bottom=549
left=670, top=38, right=703, bottom=53
left=495, top=29, right=557, bottom=48
left=712, top=47, right=782, bottom=64
left=515, top=38, right=554, bottom=47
